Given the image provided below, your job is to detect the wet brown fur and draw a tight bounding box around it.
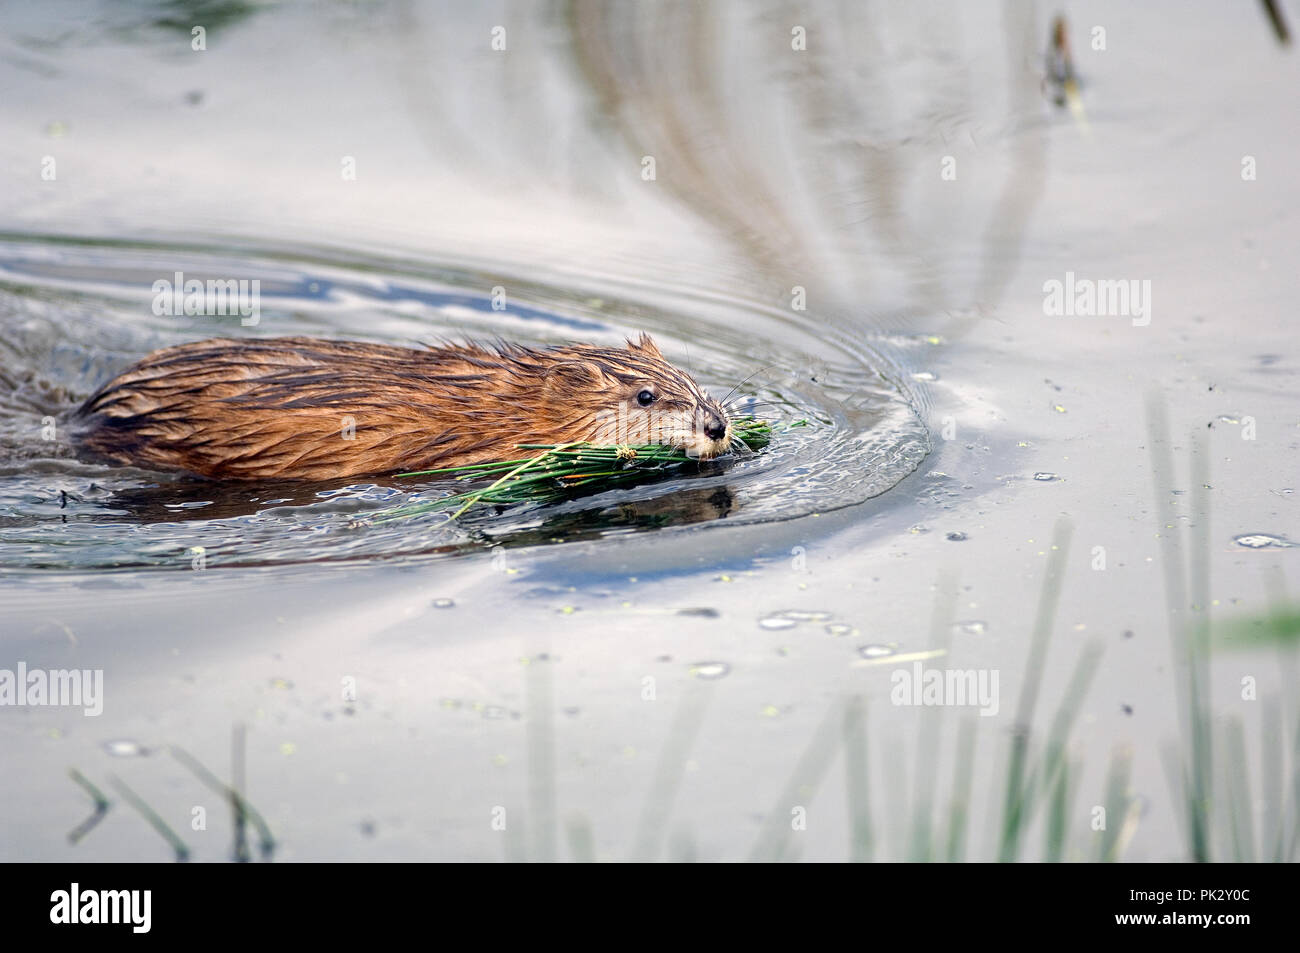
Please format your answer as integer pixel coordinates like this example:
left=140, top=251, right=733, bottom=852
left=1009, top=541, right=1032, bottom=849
left=71, top=334, right=730, bottom=481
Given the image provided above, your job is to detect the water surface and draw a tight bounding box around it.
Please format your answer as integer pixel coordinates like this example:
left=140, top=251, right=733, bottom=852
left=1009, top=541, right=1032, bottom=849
left=1, top=1, right=1297, bottom=862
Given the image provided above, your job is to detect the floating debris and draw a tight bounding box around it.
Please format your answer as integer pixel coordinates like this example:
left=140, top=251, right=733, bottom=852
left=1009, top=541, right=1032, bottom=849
left=1044, top=15, right=1089, bottom=133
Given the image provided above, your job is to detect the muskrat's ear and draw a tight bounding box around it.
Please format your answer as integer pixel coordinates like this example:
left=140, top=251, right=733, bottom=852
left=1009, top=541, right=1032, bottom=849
left=629, top=333, right=662, bottom=358
left=545, top=361, right=602, bottom=393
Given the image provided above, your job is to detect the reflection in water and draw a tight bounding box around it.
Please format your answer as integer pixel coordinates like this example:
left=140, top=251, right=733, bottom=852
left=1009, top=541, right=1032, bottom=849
left=563, top=1, right=1046, bottom=325
left=972, top=4, right=1048, bottom=324
left=480, top=485, right=738, bottom=550
left=74, top=458, right=737, bottom=529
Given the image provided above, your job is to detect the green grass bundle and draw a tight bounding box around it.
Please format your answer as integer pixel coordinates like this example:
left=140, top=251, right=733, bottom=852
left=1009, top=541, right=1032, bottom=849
left=369, top=416, right=782, bottom=522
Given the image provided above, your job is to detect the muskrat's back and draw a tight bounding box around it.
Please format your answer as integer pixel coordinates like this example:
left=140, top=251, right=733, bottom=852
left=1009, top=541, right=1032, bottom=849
left=71, top=335, right=732, bottom=481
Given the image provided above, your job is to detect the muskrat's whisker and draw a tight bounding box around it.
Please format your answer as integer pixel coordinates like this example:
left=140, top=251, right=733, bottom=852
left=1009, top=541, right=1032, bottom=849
left=721, top=362, right=783, bottom=408
left=724, top=398, right=782, bottom=414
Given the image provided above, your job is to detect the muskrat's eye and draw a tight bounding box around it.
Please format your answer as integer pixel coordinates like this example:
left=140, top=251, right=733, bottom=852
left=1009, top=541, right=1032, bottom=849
left=636, top=389, right=657, bottom=407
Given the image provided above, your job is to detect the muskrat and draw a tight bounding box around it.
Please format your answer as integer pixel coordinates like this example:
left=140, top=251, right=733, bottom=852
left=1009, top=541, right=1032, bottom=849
left=70, top=334, right=733, bottom=481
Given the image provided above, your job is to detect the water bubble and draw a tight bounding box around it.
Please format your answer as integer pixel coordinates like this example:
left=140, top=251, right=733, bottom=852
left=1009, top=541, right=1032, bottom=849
left=779, top=609, right=833, bottom=623
left=690, top=661, right=731, bottom=680
left=103, top=739, right=148, bottom=758
left=858, top=644, right=895, bottom=660
left=825, top=623, right=855, bottom=637
left=759, top=609, right=833, bottom=629
left=1033, top=472, right=1059, bottom=482
left=431, top=598, right=454, bottom=608
left=678, top=607, right=720, bottom=617
left=946, top=532, right=968, bottom=541
left=953, top=620, right=987, bottom=636
left=1234, top=534, right=1292, bottom=549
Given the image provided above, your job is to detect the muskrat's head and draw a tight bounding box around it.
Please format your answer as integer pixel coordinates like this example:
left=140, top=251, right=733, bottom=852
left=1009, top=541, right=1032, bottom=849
left=542, top=334, right=732, bottom=459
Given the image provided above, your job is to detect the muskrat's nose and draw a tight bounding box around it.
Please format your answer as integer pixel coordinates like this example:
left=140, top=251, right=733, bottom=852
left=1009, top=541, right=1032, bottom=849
left=703, top=417, right=727, bottom=441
